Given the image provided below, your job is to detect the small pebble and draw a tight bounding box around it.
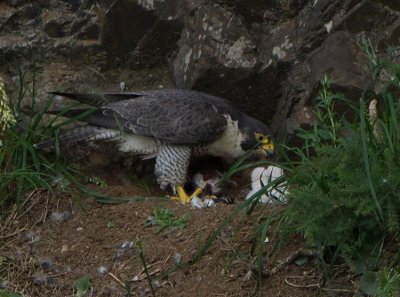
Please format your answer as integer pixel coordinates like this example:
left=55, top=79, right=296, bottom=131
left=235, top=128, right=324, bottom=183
left=32, top=273, right=47, bottom=285
left=121, top=241, right=134, bottom=249
left=46, top=277, right=57, bottom=287
left=0, top=280, right=8, bottom=289
left=243, top=270, right=253, bottom=281
left=24, top=230, right=40, bottom=242
left=119, top=81, right=126, bottom=92
left=152, top=279, right=161, bottom=288
left=173, top=253, right=182, bottom=265
left=39, top=258, right=53, bottom=271
left=61, top=245, right=69, bottom=253
left=97, top=266, right=108, bottom=275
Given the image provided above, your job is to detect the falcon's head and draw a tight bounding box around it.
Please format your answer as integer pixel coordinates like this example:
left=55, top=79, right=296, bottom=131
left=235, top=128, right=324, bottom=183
left=239, top=116, right=275, bottom=157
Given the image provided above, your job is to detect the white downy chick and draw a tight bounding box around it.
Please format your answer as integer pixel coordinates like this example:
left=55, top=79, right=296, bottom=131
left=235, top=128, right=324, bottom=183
left=246, top=166, right=289, bottom=204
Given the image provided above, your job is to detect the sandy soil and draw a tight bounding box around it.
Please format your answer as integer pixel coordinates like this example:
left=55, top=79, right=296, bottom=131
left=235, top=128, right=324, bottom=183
left=1, top=163, right=357, bottom=297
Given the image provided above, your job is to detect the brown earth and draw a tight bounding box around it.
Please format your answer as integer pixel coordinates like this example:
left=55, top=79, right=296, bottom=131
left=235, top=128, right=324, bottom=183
left=1, top=165, right=358, bottom=297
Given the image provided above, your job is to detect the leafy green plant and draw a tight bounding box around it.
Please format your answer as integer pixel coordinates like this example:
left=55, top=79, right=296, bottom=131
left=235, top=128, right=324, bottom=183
left=0, top=71, right=127, bottom=210
left=144, top=208, right=187, bottom=233
left=284, top=45, right=400, bottom=277
left=0, top=291, right=22, bottom=297
left=85, top=176, right=108, bottom=187
left=73, top=276, right=91, bottom=297
left=0, top=71, right=65, bottom=210
left=358, top=268, right=400, bottom=297
left=376, top=268, right=400, bottom=297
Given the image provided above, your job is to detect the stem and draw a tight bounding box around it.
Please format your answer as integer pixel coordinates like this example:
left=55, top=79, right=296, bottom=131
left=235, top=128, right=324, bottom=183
left=137, top=241, right=156, bottom=297
left=327, top=107, right=336, bottom=144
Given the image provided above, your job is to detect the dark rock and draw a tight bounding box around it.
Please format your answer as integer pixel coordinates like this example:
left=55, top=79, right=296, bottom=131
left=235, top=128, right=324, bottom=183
left=172, top=4, right=258, bottom=89
left=73, top=10, right=100, bottom=40
left=193, top=63, right=288, bottom=123
left=100, top=0, right=184, bottom=67
left=1, top=0, right=399, bottom=149
left=129, top=19, right=183, bottom=68
left=143, top=0, right=190, bottom=20
left=6, top=0, right=28, bottom=6
left=41, top=5, right=98, bottom=39
left=171, top=3, right=295, bottom=122
left=76, top=22, right=100, bottom=40
left=216, top=0, right=277, bottom=27
left=42, top=9, right=75, bottom=38
left=378, top=17, right=400, bottom=49
left=377, top=0, right=400, bottom=11
left=273, top=29, right=371, bottom=142
left=337, top=0, right=396, bottom=34
left=296, top=0, right=345, bottom=54
left=0, top=3, right=17, bottom=25
left=259, top=20, right=297, bottom=64
left=65, top=0, right=83, bottom=11
left=270, top=61, right=312, bottom=141
left=101, top=0, right=158, bottom=59
left=308, top=31, right=369, bottom=94
left=19, top=2, right=42, bottom=20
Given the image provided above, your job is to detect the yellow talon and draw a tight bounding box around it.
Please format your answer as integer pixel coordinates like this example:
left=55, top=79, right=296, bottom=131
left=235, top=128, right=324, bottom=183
left=205, top=195, right=217, bottom=200
left=170, top=185, right=202, bottom=204
left=190, top=187, right=202, bottom=199
left=171, top=185, right=190, bottom=204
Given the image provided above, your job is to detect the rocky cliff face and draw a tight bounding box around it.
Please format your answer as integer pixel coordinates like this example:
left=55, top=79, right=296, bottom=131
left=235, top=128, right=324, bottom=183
left=0, top=0, right=399, bottom=142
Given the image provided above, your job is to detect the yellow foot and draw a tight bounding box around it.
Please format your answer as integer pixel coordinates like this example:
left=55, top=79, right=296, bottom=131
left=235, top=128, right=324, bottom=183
left=205, top=195, right=217, bottom=200
left=170, top=185, right=202, bottom=204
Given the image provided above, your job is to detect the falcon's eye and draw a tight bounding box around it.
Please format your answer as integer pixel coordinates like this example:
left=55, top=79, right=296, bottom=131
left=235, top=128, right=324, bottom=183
left=255, top=132, right=274, bottom=156
left=255, top=132, right=269, bottom=144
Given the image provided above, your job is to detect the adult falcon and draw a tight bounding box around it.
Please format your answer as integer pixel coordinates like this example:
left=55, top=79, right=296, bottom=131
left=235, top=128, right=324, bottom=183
left=36, top=89, right=275, bottom=203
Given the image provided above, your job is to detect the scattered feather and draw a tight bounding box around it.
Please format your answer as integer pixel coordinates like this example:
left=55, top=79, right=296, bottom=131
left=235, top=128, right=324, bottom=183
left=191, top=196, right=206, bottom=209
left=203, top=198, right=215, bottom=207
left=121, top=241, right=134, bottom=249
left=23, top=230, right=40, bottom=243
left=97, top=266, right=108, bottom=275
left=49, top=211, right=72, bottom=223
left=173, top=253, right=182, bottom=265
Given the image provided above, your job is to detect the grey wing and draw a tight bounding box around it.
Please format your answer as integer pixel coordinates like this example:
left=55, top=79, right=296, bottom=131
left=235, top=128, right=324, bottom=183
left=49, top=91, right=145, bottom=107
left=106, top=96, right=228, bottom=144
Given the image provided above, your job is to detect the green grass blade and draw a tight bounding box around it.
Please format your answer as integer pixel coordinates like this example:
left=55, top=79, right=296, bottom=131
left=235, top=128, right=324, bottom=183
left=359, top=96, right=383, bottom=221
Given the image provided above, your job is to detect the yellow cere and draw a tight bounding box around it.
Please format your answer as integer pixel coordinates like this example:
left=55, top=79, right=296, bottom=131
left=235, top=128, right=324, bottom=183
left=261, top=142, right=274, bottom=152
left=255, top=132, right=274, bottom=153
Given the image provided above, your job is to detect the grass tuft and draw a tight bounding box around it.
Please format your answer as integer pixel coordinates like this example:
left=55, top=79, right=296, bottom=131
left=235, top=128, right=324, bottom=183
left=145, top=208, right=187, bottom=233
left=0, top=71, right=67, bottom=211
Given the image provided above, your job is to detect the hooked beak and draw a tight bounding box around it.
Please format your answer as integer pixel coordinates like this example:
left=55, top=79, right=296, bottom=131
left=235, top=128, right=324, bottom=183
left=261, top=142, right=274, bottom=157
left=252, top=142, right=275, bottom=160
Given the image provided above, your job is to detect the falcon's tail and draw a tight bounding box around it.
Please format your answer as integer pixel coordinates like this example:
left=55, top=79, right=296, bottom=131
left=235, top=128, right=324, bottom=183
left=34, top=126, right=121, bottom=151
left=49, top=92, right=144, bottom=107
left=45, top=107, right=130, bottom=132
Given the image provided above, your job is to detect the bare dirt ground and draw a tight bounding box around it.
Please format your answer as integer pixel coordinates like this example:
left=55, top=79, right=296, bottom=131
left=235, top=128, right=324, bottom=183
left=1, top=163, right=358, bottom=297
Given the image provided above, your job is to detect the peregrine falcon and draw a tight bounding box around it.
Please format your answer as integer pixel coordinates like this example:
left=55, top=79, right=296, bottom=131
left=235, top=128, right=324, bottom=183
left=35, top=89, right=275, bottom=203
